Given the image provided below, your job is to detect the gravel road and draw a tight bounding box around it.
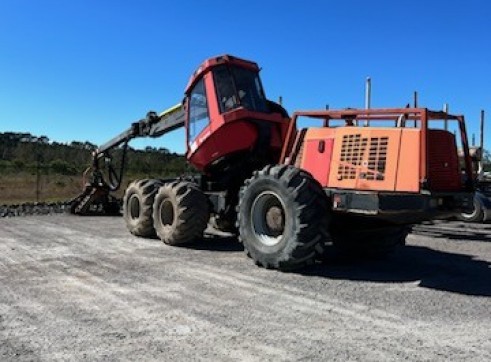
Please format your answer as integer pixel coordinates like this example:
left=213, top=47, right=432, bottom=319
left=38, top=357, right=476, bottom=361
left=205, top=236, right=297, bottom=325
left=0, top=215, right=490, bottom=361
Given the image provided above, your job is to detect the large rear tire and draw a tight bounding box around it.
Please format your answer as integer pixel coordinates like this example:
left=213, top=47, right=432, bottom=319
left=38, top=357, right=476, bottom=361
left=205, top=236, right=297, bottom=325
left=152, top=181, right=209, bottom=245
left=237, top=165, right=329, bottom=271
left=123, top=179, right=163, bottom=237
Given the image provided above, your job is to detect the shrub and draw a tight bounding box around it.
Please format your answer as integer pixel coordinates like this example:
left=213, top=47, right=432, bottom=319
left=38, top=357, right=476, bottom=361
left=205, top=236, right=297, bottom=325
left=49, top=160, right=77, bottom=175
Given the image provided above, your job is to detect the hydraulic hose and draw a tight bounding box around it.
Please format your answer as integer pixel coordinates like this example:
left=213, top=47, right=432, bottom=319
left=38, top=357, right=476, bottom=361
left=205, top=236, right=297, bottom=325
left=107, top=141, right=129, bottom=192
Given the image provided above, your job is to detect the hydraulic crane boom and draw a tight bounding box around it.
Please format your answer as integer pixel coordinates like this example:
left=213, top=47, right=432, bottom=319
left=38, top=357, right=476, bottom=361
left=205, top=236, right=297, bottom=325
left=96, top=104, right=185, bottom=155
left=70, top=104, right=185, bottom=215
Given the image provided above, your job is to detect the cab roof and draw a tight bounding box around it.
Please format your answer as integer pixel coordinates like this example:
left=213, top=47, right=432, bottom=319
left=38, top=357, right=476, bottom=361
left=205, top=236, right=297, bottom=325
left=185, top=54, right=260, bottom=95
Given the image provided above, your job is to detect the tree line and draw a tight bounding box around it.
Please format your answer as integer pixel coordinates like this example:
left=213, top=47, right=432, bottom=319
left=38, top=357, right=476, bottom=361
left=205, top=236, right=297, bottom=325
left=1, top=131, right=489, bottom=177
left=0, top=132, right=188, bottom=177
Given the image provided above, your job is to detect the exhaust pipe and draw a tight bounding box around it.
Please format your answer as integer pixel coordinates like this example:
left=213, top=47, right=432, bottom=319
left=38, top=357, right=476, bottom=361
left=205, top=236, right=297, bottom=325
left=478, top=110, right=485, bottom=180
left=443, top=103, right=449, bottom=131
left=364, top=77, right=371, bottom=126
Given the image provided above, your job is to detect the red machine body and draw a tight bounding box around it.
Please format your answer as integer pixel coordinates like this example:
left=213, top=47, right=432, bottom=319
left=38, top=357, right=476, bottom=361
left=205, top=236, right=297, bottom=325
left=178, top=56, right=472, bottom=226
left=183, top=55, right=289, bottom=172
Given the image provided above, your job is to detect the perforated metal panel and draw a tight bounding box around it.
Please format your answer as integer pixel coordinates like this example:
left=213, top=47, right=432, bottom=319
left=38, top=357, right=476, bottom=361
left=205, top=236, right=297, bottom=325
left=338, top=134, right=367, bottom=180
left=337, top=134, right=388, bottom=182
left=366, top=137, right=388, bottom=181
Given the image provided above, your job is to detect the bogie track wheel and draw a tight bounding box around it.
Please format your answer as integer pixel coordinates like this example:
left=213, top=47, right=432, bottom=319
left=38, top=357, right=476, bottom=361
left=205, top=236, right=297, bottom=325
left=237, top=165, right=329, bottom=271
left=153, top=181, right=210, bottom=245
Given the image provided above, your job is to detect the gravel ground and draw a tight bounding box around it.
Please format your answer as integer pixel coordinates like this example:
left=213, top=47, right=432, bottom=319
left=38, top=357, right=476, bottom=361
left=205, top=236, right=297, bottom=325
left=0, top=215, right=490, bottom=361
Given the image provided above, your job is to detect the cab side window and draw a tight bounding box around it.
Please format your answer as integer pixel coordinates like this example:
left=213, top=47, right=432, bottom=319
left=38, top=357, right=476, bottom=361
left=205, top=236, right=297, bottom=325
left=214, top=65, right=239, bottom=113
left=188, top=78, right=210, bottom=144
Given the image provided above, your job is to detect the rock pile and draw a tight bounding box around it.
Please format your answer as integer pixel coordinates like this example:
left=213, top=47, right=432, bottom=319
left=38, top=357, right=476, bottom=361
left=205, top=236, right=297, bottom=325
left=0, top=202, right=71, bottom=217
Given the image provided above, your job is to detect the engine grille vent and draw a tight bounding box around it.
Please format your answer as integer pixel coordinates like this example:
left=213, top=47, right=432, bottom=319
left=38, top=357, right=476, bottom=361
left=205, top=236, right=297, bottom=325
left=337, top=134, right=388, bottom=181
left=338, top=134, right=367, bottom=180
left=366, top=137, right=388, bottom=180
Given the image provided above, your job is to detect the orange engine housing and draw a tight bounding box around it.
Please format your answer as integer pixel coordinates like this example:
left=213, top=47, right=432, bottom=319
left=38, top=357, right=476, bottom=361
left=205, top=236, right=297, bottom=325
left=295, top=127, right=461, bottom=193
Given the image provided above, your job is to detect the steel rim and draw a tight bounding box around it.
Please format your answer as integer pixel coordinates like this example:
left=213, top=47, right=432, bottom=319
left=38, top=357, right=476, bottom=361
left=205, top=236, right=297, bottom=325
left=461, top=198, right=479, bottom=220
left=461, top=207, right=478, bottom=220
left=250, top=191, right=286, bottom=246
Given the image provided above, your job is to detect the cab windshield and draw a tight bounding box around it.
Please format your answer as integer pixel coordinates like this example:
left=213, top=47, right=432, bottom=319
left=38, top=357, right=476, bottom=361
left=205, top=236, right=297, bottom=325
left=213, top=65, right=268, bottom=113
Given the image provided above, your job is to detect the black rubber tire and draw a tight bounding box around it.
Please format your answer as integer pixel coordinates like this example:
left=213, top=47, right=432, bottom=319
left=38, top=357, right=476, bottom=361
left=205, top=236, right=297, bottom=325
left=237, top=165, right=329, bottom=271
left=331, top=225, right=410, bottom=257
left=459, top=196, right=484, bottom=223
left=123, top=179, right=162, bottom=237
left=152, top=181, right=209, bottom=245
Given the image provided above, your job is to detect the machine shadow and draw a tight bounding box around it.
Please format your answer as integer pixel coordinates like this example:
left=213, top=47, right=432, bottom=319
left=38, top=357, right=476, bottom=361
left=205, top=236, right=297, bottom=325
left=183, top=234, right=244, bottom=252
left=412, top=223, right=491, bottom=242
left=183, top=230, right=490, bottom=297
left=303, top=245, right=491, bottom=297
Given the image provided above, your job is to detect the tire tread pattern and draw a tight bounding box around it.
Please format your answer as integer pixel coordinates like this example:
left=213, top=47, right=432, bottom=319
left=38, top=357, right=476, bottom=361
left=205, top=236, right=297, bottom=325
left=237, top=165, right=329, bottom=271
left=153, top=181, right=209, bottom=245
left=123, top=179, right=163, bottom=237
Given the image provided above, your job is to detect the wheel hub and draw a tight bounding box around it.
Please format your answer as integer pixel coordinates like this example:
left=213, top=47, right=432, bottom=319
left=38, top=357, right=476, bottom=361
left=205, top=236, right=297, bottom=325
left=265, top=206, right=284, bottom=234
left=251, top=191, right=286, bottom=246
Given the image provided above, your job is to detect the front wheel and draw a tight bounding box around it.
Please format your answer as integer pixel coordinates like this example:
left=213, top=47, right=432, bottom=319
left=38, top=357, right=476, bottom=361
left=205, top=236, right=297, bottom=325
left=237, top=165, right=329, bottom=271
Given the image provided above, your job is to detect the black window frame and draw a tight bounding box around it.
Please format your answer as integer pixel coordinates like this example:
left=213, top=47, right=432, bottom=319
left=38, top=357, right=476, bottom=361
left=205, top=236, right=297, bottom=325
left=212, top=64, right=268, bottom=114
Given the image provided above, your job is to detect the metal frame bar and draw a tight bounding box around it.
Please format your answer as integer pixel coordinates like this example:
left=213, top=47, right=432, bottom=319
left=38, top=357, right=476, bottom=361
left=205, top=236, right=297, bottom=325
left=280, top=107, right=474, bottom=190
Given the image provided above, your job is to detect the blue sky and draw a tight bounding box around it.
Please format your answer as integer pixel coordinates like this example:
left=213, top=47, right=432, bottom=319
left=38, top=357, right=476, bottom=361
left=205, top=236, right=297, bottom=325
left=0, top=0, right=490, bottom=153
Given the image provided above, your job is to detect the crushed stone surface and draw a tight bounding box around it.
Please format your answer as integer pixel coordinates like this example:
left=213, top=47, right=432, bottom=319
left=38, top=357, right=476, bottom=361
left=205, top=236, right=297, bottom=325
left=0, top=215, right=490, bottom=361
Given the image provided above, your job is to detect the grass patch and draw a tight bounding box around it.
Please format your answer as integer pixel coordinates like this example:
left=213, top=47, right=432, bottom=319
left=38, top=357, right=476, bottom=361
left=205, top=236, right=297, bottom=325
left=0, top=172, right=177, bottom=205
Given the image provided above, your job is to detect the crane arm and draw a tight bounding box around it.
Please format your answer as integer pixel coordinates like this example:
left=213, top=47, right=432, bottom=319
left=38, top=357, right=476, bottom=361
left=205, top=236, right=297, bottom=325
left=70, top=103, right=186, bottom=215
left=96, top=103, right=185, bottom=157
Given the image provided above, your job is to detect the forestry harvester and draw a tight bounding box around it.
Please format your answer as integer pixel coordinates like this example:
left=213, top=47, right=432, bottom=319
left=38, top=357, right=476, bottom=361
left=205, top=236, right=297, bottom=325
left=71, top=54, right=474, bottom=270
